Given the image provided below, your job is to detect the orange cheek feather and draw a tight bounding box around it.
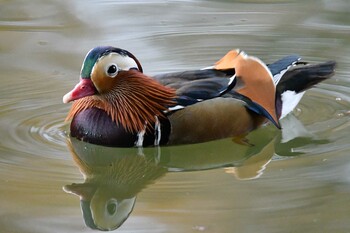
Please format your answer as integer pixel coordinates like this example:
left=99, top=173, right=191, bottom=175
left=90, top=66, right=118, bottom=94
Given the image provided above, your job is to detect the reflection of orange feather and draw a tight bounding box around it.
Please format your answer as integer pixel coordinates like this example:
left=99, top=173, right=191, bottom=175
left=215, top=50, right=279, bottom=127
left=66, top=70, right=176, bottom=133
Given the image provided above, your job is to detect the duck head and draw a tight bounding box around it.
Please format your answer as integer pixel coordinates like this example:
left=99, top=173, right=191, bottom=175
left=63, top=46, right=176, bottom=133
left=63, top=46, right=143, bottom=103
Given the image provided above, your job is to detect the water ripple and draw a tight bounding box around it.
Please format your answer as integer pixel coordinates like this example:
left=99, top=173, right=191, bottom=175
left=0, top=1, right=349, bottom=232
left=0, top=71, right=69, bottom=161
left=4, top=107, right=68, bottom=155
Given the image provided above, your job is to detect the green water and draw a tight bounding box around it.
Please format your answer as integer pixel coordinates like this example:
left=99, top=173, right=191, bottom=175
left=0, top=0, right=350, bottom=232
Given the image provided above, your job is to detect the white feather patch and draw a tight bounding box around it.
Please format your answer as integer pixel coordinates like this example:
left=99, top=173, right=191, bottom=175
left=280, top=90, right=305, bottom=119
left=154, top=116, right=161, bottom=146
left=227, top=74, right=236, bottom=86
left=201, top=66, right=214, bottom=70
left=166, top=105, right=185, bottom=112
left=135, top=129, right=146, bottom=147
left=219, top=74, right=236, bottom=95
left=107, top=53, right=139, bottom=70
left=273, top=72, right=286, bottom=86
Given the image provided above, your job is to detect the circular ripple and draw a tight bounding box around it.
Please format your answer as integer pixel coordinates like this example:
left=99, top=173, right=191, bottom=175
left=294, top=84, right=350, bottom=130
left=0, top=70, right=73, bottom=157
left=2, top=101, right=69, bottom=157
left=277, top=81, right=350, bottom=156
left=22, top=105, right=68, bottom=149
left=0, top=99, right=79, bottom=191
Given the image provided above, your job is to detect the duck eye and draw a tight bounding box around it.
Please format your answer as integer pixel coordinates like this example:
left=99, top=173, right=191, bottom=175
left=106, top=64, right=119, bottom=78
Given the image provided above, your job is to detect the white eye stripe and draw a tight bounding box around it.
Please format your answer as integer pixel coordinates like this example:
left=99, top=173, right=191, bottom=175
left=99, top=53, right=139, bottom=79
left=105, top=63, right=119, bottom=78
left=107, top=53, right=138, bottom=71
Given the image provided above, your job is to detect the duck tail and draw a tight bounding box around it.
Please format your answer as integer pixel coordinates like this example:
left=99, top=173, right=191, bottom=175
left=276, top=61, right=336, bottom=119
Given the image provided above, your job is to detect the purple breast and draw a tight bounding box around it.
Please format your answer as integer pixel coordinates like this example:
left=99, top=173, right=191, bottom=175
left=70, top=107, right=171, bottom=147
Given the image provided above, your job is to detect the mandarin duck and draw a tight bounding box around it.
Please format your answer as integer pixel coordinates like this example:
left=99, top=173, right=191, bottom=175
left=63, top=46, right=335, bottom=147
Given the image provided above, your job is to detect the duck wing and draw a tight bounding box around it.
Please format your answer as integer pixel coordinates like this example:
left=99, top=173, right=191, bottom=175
left=267, top=55, right=301, bottom=85
left=153, top=68, right=236, bottom=108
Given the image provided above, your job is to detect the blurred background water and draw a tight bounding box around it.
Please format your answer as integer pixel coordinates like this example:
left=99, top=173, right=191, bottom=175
left=0, top=0, right=350, bottom=232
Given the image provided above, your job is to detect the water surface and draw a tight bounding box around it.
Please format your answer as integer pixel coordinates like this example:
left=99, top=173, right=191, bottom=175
left=1, top=0, right=350, bottom=232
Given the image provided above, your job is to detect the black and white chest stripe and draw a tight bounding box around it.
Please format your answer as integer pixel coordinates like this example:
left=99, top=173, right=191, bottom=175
left=134, top=116, right=170, bottom=147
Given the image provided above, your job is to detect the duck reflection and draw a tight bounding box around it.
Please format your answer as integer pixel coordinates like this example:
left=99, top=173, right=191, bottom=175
left=63, top=125, right=279, bottom=231
left=63, top=116, right=326, bottom=231
left=64, top=140, right=166, bottom=231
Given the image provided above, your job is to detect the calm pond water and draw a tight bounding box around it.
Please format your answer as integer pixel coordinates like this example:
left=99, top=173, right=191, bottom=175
left=1, top=0, right=350, bottom=232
